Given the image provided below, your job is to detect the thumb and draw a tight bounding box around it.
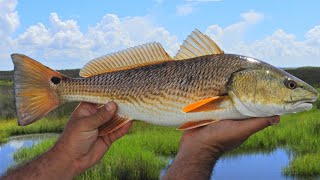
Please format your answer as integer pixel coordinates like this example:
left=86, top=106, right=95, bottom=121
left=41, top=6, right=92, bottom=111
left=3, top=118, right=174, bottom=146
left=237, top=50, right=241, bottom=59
left=78, top=101, right=117, bottom=131
left=235, top=116, right=280, bottom=138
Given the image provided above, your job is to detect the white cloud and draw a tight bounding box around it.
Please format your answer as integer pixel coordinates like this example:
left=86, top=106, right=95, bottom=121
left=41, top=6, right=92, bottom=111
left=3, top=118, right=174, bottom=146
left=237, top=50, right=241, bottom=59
left=177, top=0, right=221, bottom=16
left=205, top=11, right=320, bottom=67
left=17, top=23, right=51, bottom=47
left=0, top=0, right=19, bottom=69
left=0, top=0, right=19, bottom=39
left=1, top=5, right=320, bottom=70
left=2, top=12, right=179, bottom=70
left=10, top=13, right=92, bottom=69
left=87, top=14, right=179, bottom=55
left=305, top=25, right=320, bottom=46
left=176, top=4, right=193, bottom=16
left=206, top=10, right=264, bottom=47
left=231, top=29, right=320, bottom=67
left=240, top=10, right=264, bottom=24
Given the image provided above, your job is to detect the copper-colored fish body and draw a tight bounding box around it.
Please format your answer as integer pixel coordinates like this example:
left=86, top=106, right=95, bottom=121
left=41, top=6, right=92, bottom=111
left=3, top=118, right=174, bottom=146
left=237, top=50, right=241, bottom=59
left=11, top=29, right=318, bottom=134
left=58, top=54, right=251, bottom=127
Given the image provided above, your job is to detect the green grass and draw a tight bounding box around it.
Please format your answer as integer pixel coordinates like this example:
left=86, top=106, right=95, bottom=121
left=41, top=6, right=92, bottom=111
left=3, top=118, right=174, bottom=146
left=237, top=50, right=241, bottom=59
left=10, top=109, right=320, bottom=178
left=12, top=122, right=181, bottom=180
left=0, top=118, right=66, bottom=143
left=0, top=80, right=12, bottom=86
left=237, top=110, right=320, bottom=151
left=283, top=154, right=320, bottom=177
left=233, top=109, right=320, bottom=177
left=0, top=81, right=15, bottom=119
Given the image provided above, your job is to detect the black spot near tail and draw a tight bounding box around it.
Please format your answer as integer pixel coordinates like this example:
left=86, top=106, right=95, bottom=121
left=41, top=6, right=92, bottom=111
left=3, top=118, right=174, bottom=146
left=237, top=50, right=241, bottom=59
left=51, top=76, right=61, bottom=84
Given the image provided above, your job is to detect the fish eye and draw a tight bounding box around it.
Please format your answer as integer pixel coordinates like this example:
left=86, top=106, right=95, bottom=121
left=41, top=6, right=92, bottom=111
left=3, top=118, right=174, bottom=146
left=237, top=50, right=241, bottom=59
left=285, top=80, right=297, bottom=90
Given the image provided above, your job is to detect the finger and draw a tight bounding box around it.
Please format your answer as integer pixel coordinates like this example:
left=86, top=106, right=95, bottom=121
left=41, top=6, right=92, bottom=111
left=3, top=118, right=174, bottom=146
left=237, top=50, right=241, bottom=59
left=70, top=102, right=100, bottom=120
left=86, top=137, right=111, bottom=165
left=86, top=122, right=133, bottom=165
left=103, top=122, right=132, bottom=143
left=235, top=116, right=280, bottom=137
left=78, top=101, right=117, bottom=130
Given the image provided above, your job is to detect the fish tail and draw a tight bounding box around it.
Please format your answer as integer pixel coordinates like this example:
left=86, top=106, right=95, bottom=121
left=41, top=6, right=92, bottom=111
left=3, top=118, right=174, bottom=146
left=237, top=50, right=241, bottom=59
left=11, top=54, right=65, bottom=126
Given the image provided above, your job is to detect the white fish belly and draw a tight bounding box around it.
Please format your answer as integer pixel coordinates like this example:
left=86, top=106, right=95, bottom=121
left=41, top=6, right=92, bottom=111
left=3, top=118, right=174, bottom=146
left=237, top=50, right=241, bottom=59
left=63, top=95, right=249, bottom=126
left=117, top=102, right=249, bottom=126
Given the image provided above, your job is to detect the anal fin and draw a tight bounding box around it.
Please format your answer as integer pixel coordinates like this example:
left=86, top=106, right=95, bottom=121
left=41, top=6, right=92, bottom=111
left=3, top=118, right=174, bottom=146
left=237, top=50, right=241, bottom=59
left=177, top=120, right=218, bottom=130
left=98, top=114, right=131, bottom=136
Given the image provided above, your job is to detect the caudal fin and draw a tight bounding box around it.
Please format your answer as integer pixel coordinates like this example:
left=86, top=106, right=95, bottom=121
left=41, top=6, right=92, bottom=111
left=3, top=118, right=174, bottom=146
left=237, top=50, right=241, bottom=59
left=11, top=54, right=65, bottom=126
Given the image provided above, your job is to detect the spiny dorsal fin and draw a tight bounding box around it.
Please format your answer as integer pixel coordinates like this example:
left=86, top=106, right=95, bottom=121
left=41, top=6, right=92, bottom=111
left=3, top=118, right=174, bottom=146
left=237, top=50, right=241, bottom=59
left=174, top=29, right=224, bottom=60
left=80, top=42, right=172, bottom=77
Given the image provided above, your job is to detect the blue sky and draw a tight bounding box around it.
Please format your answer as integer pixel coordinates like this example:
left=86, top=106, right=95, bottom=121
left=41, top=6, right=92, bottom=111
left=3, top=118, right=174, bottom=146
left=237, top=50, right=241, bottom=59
left=1, top=0, right=320, bottom=70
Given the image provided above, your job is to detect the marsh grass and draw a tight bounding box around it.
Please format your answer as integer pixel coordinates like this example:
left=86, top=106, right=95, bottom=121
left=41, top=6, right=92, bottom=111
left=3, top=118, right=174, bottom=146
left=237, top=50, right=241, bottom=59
left=0, top=80, right=12, bottom=86
left=283, top=154, right=320, bottom=177
left=235, top=109, right=320, bottom=176
left=0, top=82, right=15, bottom=119
left=7, top=109, right=320, bottom=178
left=238, top=110, right=320, bottom=151
left=0, top=118, right=66, bottom=143
left=12, top=123, right=181, bottom=180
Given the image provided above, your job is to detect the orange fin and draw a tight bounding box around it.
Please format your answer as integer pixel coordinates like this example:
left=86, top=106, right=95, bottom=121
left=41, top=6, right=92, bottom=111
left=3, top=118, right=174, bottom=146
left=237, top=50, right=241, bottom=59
left=98, top=114, right=131, bottom=136
left=177, top=120, right=218, bottom=130
left=182, top=96, right=227, bottom=113
left=11, top=54, right=65, bottom=126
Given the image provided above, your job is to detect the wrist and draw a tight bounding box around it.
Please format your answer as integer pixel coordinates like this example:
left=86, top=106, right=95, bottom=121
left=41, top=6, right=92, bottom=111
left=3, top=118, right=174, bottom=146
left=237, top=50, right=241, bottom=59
left=49, top=142, right=79, bottom=178
left=164, top=142, right=222, bottom=180
left=177, top=143, right=222, bottom=167
left=178, top=139, right=223, bottom=160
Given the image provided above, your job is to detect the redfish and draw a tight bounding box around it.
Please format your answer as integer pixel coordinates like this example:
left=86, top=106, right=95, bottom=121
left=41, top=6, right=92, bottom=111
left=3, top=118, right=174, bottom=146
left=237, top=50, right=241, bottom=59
left=11, top=29, right=319, bottom=135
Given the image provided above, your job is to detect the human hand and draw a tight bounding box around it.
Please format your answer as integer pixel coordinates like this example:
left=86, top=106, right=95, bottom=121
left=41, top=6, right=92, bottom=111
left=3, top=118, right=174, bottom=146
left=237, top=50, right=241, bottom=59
left=163, top=116, right=280, bottom=180
left=180, top=116, right=280, bottom=156
left=1, top=101, right=132, bottom=180
left=52, top=101, right=132, bottom=176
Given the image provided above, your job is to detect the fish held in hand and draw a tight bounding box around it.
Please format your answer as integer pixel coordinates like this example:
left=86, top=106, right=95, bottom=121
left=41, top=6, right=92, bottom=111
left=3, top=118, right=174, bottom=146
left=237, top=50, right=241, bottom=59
left=11, top=29, right=319, bottom=135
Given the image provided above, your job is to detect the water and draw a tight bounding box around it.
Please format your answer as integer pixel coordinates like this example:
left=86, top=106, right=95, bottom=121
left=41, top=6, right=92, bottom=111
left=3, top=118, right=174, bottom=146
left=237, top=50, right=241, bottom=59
left=212, top=149, right=291, bottom=180
left=0, top=133, right=58, bottom=175
left=161, top=149, right=295, bottom=180
left=0, top=136, right=313, bottom=179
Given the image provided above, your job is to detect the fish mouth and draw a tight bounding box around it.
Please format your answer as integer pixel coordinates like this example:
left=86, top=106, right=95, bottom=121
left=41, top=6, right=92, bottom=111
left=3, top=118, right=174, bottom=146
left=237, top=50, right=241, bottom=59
left=288, top=98, right=317, bottom=112
left=293, top=98, right=317, bottom=105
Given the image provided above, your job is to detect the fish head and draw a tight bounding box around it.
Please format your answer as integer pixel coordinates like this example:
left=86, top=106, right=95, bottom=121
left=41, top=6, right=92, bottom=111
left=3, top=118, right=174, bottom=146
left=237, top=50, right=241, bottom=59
left=227, top=58, right=319, bottom=117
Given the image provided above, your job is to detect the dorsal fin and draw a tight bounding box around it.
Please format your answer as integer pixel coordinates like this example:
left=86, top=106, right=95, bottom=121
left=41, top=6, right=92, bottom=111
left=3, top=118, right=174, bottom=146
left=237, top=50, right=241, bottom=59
left=80, top=42, right=172, bottom=77
left=174, top=29, right=224, bottom=60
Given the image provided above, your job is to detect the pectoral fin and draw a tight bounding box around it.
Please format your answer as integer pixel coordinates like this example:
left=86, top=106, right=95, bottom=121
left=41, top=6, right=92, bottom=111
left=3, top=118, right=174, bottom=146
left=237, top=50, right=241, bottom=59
left=98, top=114, right=131, bottom=136
left=177, top=120, right=218, bottom=130
left=182, top=96, right=229, bottom=113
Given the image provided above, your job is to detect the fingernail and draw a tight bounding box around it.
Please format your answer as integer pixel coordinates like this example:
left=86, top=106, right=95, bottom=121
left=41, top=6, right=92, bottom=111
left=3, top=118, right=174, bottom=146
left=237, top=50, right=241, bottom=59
left=105, top=102, right=114, bottom=112
left=270, top=116, right=280, bottom=125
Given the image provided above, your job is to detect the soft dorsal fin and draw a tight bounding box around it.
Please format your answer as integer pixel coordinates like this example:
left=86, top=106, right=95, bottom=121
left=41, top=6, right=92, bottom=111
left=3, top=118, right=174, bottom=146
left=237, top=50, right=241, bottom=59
left=174, top=29, right=224, bottom=60
left=80, top=42, right=172, bottom=77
